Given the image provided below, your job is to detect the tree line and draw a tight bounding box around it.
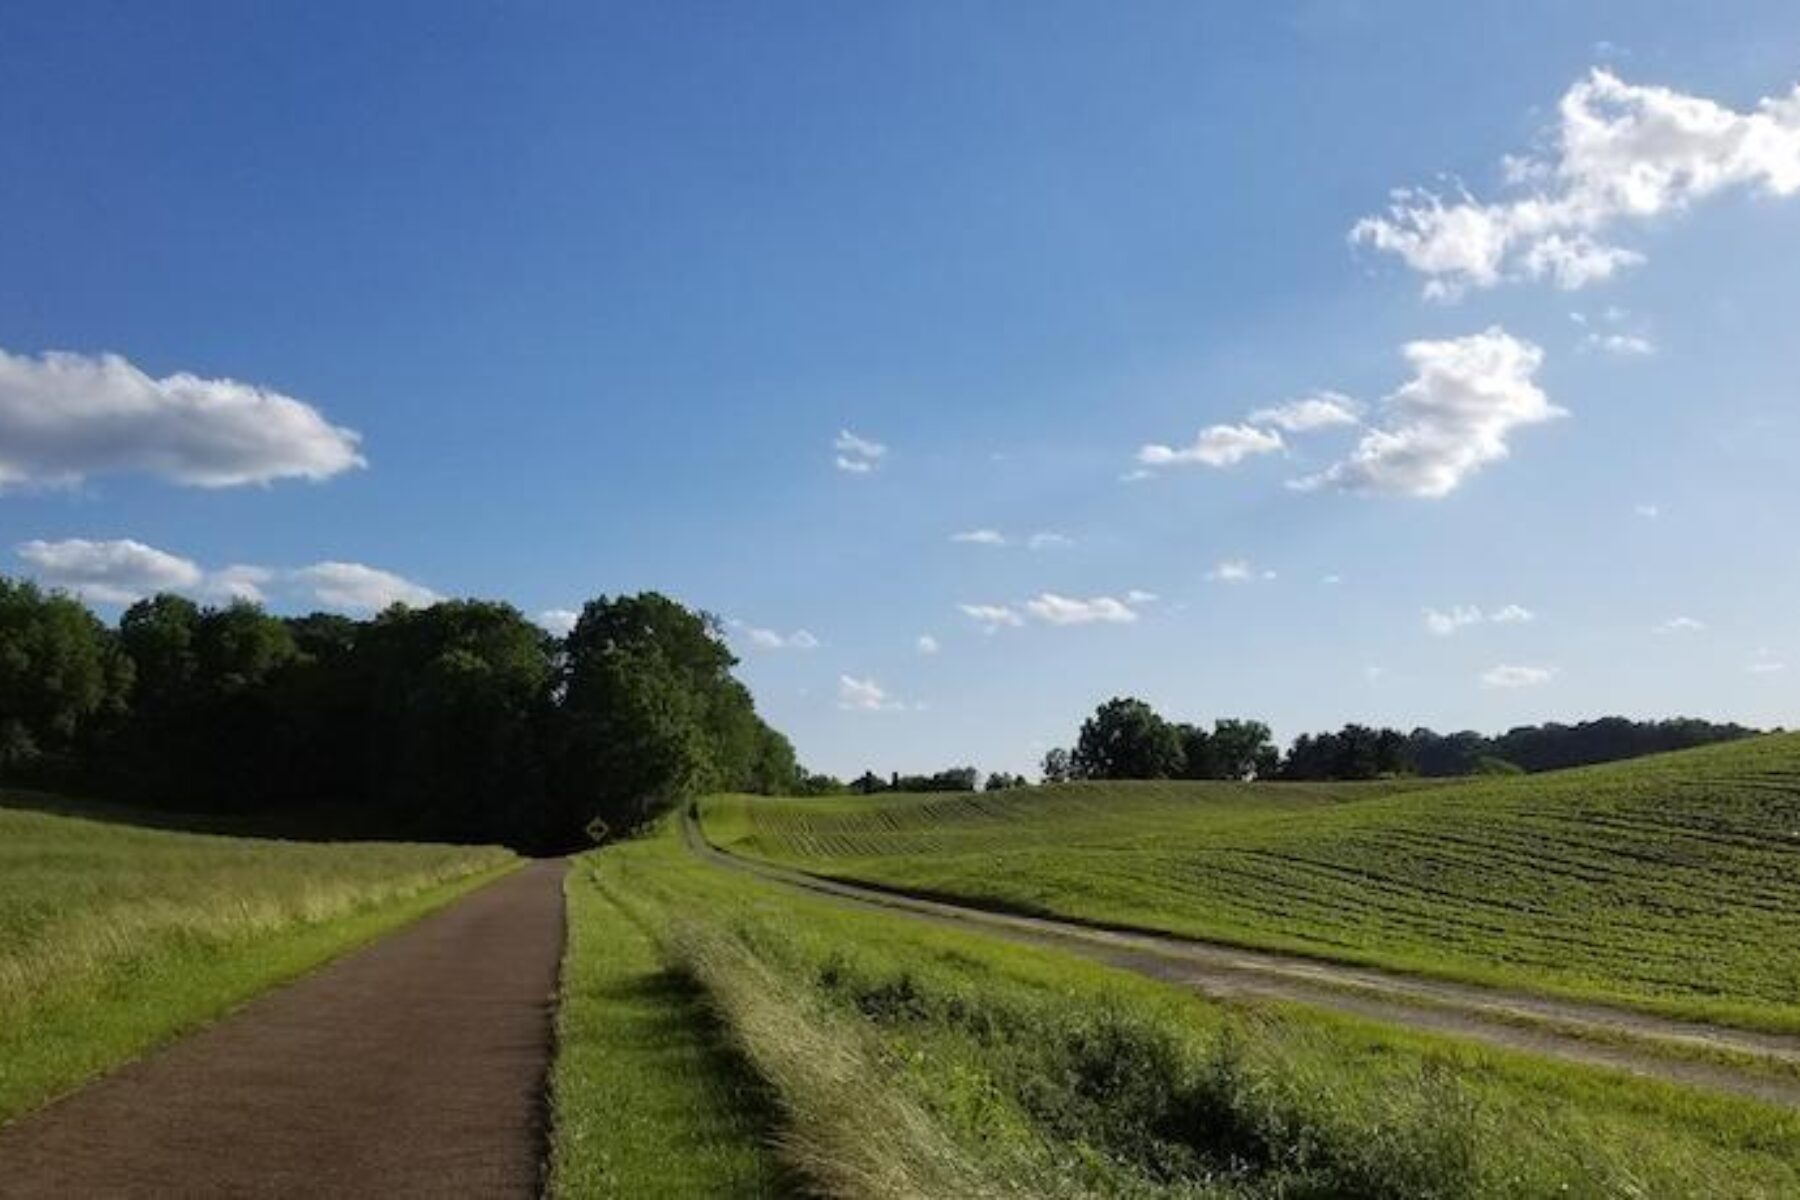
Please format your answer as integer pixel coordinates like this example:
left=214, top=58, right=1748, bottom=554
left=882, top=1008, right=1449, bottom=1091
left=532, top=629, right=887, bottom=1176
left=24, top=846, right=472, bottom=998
left=1042, top=696, right=1760, bottom=783
left=0, top=576, right=799, bottom=849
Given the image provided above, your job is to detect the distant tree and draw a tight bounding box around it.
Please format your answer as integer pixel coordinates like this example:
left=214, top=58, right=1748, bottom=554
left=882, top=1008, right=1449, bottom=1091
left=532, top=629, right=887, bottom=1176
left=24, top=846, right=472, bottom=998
left=851, top=770, right=885, bottom=795
left=1174, top=723, right=1219, bottom=780
left=1210, top=718, right=1277, bottom=780
left=1040, top=747, right=1075, bottom=784
left=1073, top=697, right=1185, bottom=780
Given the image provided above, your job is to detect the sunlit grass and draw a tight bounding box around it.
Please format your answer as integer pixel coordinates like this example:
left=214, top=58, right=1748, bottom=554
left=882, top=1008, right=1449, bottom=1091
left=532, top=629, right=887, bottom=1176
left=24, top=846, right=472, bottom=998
left=705, top=733, right=1800, bottom=1030
left=0, top=794, right=513, bottom=1122
left=573, top=819, right=1800, bottom=1197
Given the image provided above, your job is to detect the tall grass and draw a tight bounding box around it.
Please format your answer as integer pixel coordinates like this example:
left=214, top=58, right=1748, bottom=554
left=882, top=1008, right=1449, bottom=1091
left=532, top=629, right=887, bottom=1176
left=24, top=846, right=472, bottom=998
left=575, top=820, right=1800, bottom=1198
left=0, top=795, right=512, bottom=1121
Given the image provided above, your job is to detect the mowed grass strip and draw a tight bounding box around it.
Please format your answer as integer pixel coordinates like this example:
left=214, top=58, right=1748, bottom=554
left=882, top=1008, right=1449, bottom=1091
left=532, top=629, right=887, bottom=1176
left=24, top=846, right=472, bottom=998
left=0, top=795, right=514, bottom=1123
left=588, top=818, right=1800, bottom=1198
left=551, top=864, right=792, bottom=1198
left=706, top=734, right=1800, bottom=1031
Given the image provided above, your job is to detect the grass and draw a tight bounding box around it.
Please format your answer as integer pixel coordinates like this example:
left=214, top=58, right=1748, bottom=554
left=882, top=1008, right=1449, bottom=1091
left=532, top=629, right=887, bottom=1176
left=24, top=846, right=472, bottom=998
left=561, top=817, right=1800, bottom=1198
left=0, top=792, right=514, bottom=1124
left=704, top=733, right=1800, bottom=1031
left=550, top=863, right=792, bottom=1198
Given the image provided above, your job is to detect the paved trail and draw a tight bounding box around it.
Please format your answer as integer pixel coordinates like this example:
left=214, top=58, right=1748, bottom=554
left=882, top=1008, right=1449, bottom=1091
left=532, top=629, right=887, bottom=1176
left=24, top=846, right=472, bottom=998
left=0, top=859, right=565, bottom=1199
left=684, top=815, right=1800, bottom=1109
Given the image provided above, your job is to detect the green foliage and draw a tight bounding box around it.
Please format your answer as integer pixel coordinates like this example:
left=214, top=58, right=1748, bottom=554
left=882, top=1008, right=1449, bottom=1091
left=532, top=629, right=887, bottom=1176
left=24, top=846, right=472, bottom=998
left=0, top=576, right=799, bottom=849
left=711, top=735, right=1800, bottom=1030
left=1074, top=697, right=1185, bottom=780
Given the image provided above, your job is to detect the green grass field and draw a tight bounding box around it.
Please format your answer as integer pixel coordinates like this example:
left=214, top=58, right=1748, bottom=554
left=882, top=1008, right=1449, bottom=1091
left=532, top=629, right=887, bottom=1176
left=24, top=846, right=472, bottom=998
left=556, top=818, right=1800, bottom=1197
left=703, top=733, right=1800, bottom=1031
left=0, top=793, right=513, bottom=1123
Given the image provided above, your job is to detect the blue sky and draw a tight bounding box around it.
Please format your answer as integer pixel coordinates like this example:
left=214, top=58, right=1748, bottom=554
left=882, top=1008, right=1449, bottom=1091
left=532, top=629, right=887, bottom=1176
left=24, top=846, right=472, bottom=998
left=3, top=2, right=1799, bottom=777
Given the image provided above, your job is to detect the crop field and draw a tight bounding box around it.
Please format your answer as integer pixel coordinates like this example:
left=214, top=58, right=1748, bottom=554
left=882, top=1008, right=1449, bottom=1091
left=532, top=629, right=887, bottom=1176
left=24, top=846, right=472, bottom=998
left=557, top=819, right=1800, bottom=1197
left=703, top=734, right=1800, bottom=1031
left=0, top=793, right=513, bottom=1123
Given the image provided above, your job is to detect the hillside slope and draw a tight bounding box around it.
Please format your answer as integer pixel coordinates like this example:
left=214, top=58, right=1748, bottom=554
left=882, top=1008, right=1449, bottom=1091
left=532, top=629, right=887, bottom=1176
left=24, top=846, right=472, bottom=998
left=704, top=735, right=1800, bottom=1030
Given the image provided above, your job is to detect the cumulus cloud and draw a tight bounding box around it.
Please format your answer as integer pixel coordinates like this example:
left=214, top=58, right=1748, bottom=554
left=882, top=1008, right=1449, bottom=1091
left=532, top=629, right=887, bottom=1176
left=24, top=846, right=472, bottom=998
left=17, top=538, right=203, bottom=604
left=1139, top=423, right=1283, bottom=469
left=1293, top=328, right=1560, bottom=498
left=1425, top=604, right=1485, bottom=636
left=1655, top=615, right=1706, bottom=633
left=0, top=348, right=364, bottom=489
left=1248, top=391, right=1363, bottom=432
left=951, top=529, right=1007, bottom=546
left=1025, top=593, right=1138, bottom=625
left=959, top=603, right=1025, bottom=632
left=292, top=562, right=439, bottom=612
left=916, top=634, right=940, bottom=655
left=16, top=539, right=436, bottom=613
left=838, top=674, right=904, bottom=712
left=1353, top=69, right=1800, bottom=297
left=1480, top=664, right=1558, bottom=688
left=834, top=429, right=887, bottom=474
left=538, top=608, right=580, bottom=636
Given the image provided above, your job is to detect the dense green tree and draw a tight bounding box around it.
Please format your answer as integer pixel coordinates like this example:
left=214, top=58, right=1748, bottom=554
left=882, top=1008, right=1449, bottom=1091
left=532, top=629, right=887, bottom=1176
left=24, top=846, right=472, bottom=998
left=1073, top=697, right=1184, bottom=780
left=1210, top=717, right=1278, bottom=780
left=0, top=579, right=125, bottom=775
left=1040, top=747, right=1075, bottom=784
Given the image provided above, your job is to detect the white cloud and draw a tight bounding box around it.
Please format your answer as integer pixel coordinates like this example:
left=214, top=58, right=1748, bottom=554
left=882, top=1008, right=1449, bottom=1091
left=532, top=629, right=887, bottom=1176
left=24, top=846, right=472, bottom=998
left=1655, top=616, right=1706, bottom=634
left=538, top=608, right=580, bottom=636
left=17, top=538, right=203, bottom=604
left=959, top=603, right=1024, bottom=632
left=916, top=634, right=940, bottom=655
left=834, top=429, right=887, bottom=474
left=1481, top=664, right=1558, bottom=688
left=1491, top=603, right=1535, bottom=624
left=293, top=562, right=439, bottom=613
left=16, top=538, right=437, bottom=614
left=1119, top=468, right=1155, bottom=484
left=1138, top=423, right=1283, bottom=468
left=1248, top=391, right=1363, bottom=432
left=1583, top=331, right=1656, bottom=356
left=1027, top=531, right=1074, bottom=550
left=1294, top=328, right=1560, bottom=498
left=1634, top=503, right=1661, bottom=518
left=1748, top=657, right=1786, bottom=674
left=951, top=529, right=1007, bottom=546
left=1207, top=559, right=1258, bottom=583
left=209, top=565, right=275, bottom=604
left=0, top=348, right=364, bottom=489
left=838, top=674, right=902, bottom=712
left=1125, top=589, right=1159, bottom=604
left=1425, top=605, right=1485, bottom=636
left=1025, top=593, right=1139, bottom=625
left=1353, top=69, right=1800, bottom=296
left=1322, top=574, right=1344, bottom=585
left=733, top=621, right=819, bottom=651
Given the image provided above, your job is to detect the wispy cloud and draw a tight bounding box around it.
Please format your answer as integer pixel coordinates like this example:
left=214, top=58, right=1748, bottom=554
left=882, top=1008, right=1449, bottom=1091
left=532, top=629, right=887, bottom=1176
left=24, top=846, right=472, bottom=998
left=916, top=634, right=940, bottom=655
left=838, top=674, right=906, bottom=712
left=959, top=603, right=1024, bottom=632
left=1025, top=593, right=1138, bottom=625
left=1138, top=423, right=1283, bottom=469
left=834, top=429, right=887, bottom=474
left=950, top=529, right=1007, bottom=546
left=1248, top=391, right=1363, bottom=432
left=1654, top=616, right=1705, bottom=634
left=1207, top=559, right=1274, bottom=584
left=1480, top=664, right=1558, bottom=688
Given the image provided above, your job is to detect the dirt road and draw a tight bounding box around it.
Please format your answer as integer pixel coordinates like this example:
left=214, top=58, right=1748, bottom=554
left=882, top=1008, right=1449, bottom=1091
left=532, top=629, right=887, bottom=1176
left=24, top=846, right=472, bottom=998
left=0, top=859, right=566, bottom=1199
left=684, top=815, right=1800, bottom=1108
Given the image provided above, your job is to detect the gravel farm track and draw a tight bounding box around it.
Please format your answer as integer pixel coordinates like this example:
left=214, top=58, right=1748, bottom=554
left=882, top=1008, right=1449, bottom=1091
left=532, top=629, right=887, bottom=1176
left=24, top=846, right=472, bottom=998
left=683, top=811, right=1800, bottom=1110
left=0, top=860, right=566, bottom=1199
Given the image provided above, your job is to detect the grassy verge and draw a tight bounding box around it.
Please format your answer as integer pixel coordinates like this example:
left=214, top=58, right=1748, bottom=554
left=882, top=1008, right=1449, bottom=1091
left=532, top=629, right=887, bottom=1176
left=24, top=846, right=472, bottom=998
left=550, top=864, right=791, bottom=1197
left=573, top=817, right=1800, bottom=1197
left=0, top=796, right=514, bottom=1124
